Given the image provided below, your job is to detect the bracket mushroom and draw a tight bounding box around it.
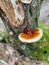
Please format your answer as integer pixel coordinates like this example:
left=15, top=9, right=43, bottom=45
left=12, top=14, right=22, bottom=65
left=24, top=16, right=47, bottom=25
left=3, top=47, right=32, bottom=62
left=18, top=28, right=43, bottom=43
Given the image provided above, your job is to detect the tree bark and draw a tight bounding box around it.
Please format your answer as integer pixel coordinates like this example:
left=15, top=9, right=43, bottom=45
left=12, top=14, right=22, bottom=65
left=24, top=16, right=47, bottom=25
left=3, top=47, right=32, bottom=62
left=0, top=0, right=43, bottom=33
left=26, top=0, right=43, bottom=29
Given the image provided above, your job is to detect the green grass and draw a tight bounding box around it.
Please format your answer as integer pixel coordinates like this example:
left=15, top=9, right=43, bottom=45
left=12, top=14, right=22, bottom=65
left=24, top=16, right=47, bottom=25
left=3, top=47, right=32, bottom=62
left=38, top=23, right=49, bottom=43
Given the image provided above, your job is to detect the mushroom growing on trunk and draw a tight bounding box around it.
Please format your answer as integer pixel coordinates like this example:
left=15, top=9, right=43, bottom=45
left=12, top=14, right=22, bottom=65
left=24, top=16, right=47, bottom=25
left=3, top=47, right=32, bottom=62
left=0, top=0, right=43, bottom=41
left=18, top=28, right=43, bottom=43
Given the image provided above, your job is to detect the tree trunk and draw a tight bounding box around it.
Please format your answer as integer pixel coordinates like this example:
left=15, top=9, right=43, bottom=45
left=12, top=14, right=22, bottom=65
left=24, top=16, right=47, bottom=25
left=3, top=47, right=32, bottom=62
left=27, top=0, right=43, bottom=29
left=0, top=0, right=43, bottom=33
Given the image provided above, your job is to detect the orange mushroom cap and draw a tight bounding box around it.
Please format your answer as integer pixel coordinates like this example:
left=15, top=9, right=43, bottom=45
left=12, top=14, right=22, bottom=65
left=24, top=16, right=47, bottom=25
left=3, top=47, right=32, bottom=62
left=18, top=28, right=43, bottom=43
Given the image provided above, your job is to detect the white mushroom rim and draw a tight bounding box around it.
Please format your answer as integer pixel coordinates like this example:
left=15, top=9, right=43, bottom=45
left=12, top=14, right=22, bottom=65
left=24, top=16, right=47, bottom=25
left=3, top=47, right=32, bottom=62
left=21, top=0, right=32, bottom=4
left=18, top=28, right=43, bottom=43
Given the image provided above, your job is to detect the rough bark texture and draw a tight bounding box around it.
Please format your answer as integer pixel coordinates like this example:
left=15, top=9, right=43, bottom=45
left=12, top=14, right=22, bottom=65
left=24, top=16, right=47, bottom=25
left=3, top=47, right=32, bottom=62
left=0, top=0, right=43, bottom=33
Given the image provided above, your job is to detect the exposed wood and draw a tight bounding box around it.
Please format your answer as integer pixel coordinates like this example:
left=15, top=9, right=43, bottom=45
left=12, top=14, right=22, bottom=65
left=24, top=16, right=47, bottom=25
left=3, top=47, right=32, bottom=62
left=0, top=0, right=26, bottom=32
